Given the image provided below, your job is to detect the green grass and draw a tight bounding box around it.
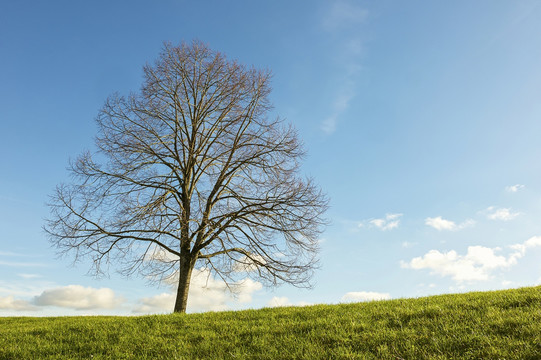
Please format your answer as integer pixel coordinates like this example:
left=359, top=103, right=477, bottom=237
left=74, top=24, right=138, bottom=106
left=1, top=286, right=540, bottom=359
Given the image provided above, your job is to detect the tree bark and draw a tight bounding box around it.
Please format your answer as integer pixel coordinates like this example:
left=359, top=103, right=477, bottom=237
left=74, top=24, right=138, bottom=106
left=173, top=255, right=195, bottom=313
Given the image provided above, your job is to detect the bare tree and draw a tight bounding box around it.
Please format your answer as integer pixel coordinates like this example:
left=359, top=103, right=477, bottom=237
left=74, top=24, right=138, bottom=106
left=45, top=41, right=328, bottom=313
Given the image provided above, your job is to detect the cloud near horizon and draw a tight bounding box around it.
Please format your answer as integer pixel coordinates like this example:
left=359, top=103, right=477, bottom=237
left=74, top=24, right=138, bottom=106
left=402, top=236, right=541, bottom=282
left=133, top=268, right=263, bottom=313
left=266, top=296, right=311, bottom=308
left=0, top=285, right=124, bottom=312
left=33, top=285, right=123, bottom=310
left=341, top=291, right=391, bottom=302
left=0, top=296, right=39, bottom=311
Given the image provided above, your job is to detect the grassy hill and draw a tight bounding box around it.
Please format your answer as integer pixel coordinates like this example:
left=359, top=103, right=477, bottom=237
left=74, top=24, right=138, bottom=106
left=1, top=286, right=540, bottom=359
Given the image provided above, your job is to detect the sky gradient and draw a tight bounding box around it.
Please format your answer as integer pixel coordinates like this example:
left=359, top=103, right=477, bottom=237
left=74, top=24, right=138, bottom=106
left=1, top=0, right=541, bottom=315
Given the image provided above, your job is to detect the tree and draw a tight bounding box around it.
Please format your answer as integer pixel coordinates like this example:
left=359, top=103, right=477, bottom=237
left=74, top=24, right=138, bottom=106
left=46, top=41, right=328, bottom=313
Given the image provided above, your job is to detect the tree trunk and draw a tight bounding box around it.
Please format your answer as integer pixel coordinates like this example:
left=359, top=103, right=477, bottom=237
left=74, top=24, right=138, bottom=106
left=173, top=255, right=195, bottom=313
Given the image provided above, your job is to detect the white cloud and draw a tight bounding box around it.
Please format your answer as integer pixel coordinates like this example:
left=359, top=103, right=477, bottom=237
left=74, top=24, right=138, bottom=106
left=266, top=296, right=311, bottom=308
left=363, top=213, right=403, bottom=231
left=132, top=292, right=175, bottom=314
left=525, top=236, right=541, bottom=247
left=505, top=184, right=525, bottom=193
left=484, top=206, right=520, bottom=221
left=370, top=219, right=385, bottom=228
left=232, top=254, right=267, bottom=273
left=267, top=296, right=291, bottom=307
left=134, top=268, right=263, bottom=313
left=189, top=268, right=262, bottom=312
left=509, top=236, right=541, bottom=259
left=341, top=291, right=391, bottom=302
left=33, top=285, right=123, bottom=310
left=0, top=296, right=39, bottom=311
left=425, top=217, right=456, bottom=231
left=425, top=216, right=475, bottom=231
left=403, top=236, right=541, bottom=282
left=402, top=247, right=507, bottom=282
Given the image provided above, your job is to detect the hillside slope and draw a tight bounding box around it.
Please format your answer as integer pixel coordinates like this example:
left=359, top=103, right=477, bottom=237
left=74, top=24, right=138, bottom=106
left=1, top=286, right=540, bottom=359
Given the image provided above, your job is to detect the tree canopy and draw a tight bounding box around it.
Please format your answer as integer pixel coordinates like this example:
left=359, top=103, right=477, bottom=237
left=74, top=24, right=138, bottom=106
left=46, top=41, right=328, bottom=313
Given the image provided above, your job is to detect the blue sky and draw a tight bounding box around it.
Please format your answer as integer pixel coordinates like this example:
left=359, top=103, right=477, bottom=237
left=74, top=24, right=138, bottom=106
left=1, top=0, right=541, bottom=315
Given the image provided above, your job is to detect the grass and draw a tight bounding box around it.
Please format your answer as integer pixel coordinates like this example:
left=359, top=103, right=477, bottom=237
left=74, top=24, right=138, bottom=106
left=1, top=286, right=540, bottom=359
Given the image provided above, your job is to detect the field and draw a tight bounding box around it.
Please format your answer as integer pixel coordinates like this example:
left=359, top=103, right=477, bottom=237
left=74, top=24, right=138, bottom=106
left=1, top=286, right=540, bottom=359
